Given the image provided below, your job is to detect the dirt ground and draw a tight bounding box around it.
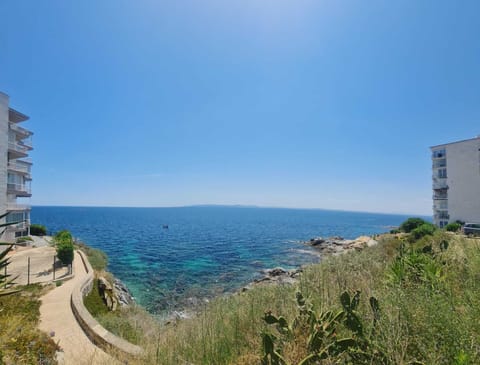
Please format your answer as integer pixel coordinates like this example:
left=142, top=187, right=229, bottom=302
left=6, top=242, right=70, bottom=285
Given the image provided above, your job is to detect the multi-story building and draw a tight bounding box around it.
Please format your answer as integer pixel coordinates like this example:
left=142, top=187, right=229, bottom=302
left=0, top=92, right=33, bottom=242
left=431, top=136, right=480, bottom=227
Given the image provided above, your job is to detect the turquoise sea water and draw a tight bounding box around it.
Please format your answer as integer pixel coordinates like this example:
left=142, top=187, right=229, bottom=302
left=31, top=206, right=414, bottom=314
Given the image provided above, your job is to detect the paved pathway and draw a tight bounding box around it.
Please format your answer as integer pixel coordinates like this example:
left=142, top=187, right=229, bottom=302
left=39, top=251, right=114, bottom=365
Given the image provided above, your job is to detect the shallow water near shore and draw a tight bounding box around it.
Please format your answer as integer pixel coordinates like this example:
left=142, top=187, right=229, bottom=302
left=32, top=206, right=414, bottom=314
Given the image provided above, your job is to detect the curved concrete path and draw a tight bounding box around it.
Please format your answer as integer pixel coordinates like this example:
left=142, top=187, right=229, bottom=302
left=39, top=251, right=115, bottom=365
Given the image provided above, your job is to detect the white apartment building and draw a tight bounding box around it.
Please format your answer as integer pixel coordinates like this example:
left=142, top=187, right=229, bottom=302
left=431, top=136, right=480, bottom=227
left=0, top=92, right=33, bottom=242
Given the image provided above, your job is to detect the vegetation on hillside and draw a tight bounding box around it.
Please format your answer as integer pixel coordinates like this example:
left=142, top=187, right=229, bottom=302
left=75, top=217, right=480, bottom=365
left=0, top=284, right=59, bottom=365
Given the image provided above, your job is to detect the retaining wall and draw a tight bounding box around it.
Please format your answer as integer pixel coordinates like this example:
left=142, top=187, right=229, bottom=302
left=71, top=250, right=143, bottom=357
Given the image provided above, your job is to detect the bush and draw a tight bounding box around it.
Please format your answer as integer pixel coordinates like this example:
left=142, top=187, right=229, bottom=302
left=400, top=217, right=429, bottom=233
left=54, top=230, right=74, bottom=266
left=29, top=224, right=47, bottom=236
left=411, top=223, right=437, bottom=240
left=445, top=222, right=462, bottom=232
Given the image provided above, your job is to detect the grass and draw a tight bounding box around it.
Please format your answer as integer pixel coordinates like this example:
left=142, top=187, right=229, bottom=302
left=0, top=284, right=59, bottom=365
left=75, top=243, right=108, bottom=271
left=80, top=231, right=480, bottom=364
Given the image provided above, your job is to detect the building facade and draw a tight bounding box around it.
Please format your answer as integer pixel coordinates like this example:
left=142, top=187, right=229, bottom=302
left=431, top=137, right=480, bottom=227
left=0, top=92, right=33, bottom=242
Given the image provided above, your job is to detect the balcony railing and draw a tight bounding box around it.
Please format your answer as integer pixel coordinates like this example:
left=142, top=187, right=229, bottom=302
left=9, top=123, right=32, bottom=137
left=8, top=142, right=30, bottom=155
left=7, top=161, right=31, bottom=175
left=5, top=220, right=30, bottom=232
left=432, top=177, right=448, bottom=190
left=432, top=159, right=447, bottom=168
left=6, top=203, right=31, bottom=211
left=7, top=183, right=31, bottom=195
left=433, top=194, right=448, bottom=200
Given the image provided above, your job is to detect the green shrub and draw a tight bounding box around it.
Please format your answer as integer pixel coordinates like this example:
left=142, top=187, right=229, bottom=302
left=54, top=230, right=73, bottom=242
left=54, top=230, right=74, bottom=265
left=445, top=222, right=462, bottom=232
left=29, top=224, right=47, bottom=236
left=399, top=217, right=428, bottom=233
left=411, top=223, right=437, bottom=240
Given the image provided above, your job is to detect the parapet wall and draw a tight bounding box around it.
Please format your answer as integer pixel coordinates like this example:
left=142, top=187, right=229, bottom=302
left=71, top=250, right=143, bottom=357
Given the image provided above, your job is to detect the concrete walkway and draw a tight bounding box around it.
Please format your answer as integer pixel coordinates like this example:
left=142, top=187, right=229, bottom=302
left=39, top=251, right=115, bottom=365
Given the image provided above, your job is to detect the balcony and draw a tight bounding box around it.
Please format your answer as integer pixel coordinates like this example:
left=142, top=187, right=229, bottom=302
left=432, top=159, right=446, bottom=168
left=434, top=212, right=450, bottom=220
left=9, top=122, right=32, bottom=137
left=433, top=193, right=448, bottom=200
left=7, top=161, right=32, bottom=179
left=432, top=178, right=448, bottom=190
left=8, top=141, right=30, bottom=158
left=6, top=203, right=31, bottom=212
left=7, top=183, right=32, bottom=197
left=5, top=220, right=30, bottom=233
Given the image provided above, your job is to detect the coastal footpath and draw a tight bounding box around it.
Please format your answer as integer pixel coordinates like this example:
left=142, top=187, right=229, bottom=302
left=39, top=250, right=113, bottom=365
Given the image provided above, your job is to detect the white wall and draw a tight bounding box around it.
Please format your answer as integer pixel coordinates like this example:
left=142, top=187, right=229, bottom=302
left=446, top=138, right=480, bottom=223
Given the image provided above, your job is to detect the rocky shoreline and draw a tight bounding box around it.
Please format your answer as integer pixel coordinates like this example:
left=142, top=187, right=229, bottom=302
left=97, top=275, right=135, bottom=311
left=240, top=235, right=378, bottom=292
left=95, top=234, right=379, bottom=321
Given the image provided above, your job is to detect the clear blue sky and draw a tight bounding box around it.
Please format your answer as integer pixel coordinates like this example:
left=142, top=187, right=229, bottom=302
left=1, top=1, right=479, bottom=215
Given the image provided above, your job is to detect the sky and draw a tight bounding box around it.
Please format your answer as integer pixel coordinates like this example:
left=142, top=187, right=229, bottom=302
left=1, top=1, right=479, bottom=215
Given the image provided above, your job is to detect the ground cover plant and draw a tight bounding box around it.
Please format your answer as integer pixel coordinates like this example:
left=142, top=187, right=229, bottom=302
left=0, top=284, right=59, bottom=364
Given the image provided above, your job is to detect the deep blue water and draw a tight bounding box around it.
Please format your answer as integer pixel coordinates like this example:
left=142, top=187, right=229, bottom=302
left=31, top=206, right=413, bottom=314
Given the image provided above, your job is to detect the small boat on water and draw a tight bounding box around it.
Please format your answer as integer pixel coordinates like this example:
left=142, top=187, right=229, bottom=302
left=162, top=224, right=169, bottom=229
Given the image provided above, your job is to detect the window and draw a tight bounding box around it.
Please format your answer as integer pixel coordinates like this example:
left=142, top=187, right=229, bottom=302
left=432, top=149, right=446, bottom=158
left=437, top=168, right=447, bottom=178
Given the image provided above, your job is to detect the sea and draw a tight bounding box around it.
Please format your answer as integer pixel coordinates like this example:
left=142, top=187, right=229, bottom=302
left=31, top=206, right=415, bottom=314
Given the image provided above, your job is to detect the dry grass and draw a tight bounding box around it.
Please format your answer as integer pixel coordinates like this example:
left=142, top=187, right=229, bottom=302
left=0, top=284, right=59, bottom=365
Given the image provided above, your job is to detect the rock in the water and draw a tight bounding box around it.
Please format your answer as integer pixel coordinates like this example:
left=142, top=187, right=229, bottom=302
left=113, top=278, right=135, bottom=307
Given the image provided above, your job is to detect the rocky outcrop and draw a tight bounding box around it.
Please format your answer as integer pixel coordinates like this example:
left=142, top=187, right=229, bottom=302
left=305, top=235, right=378, bottom=254
left=98, top=277, right=118, bottom=311
left=241, top=267, right=303, bottom=292
left=98, top=277, right=135, bottom=311
left=114, top=278, right=135, bottom=307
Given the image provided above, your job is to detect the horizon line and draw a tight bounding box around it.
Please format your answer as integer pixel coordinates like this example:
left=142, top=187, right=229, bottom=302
left=30, top=203, right=431, bottom=217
